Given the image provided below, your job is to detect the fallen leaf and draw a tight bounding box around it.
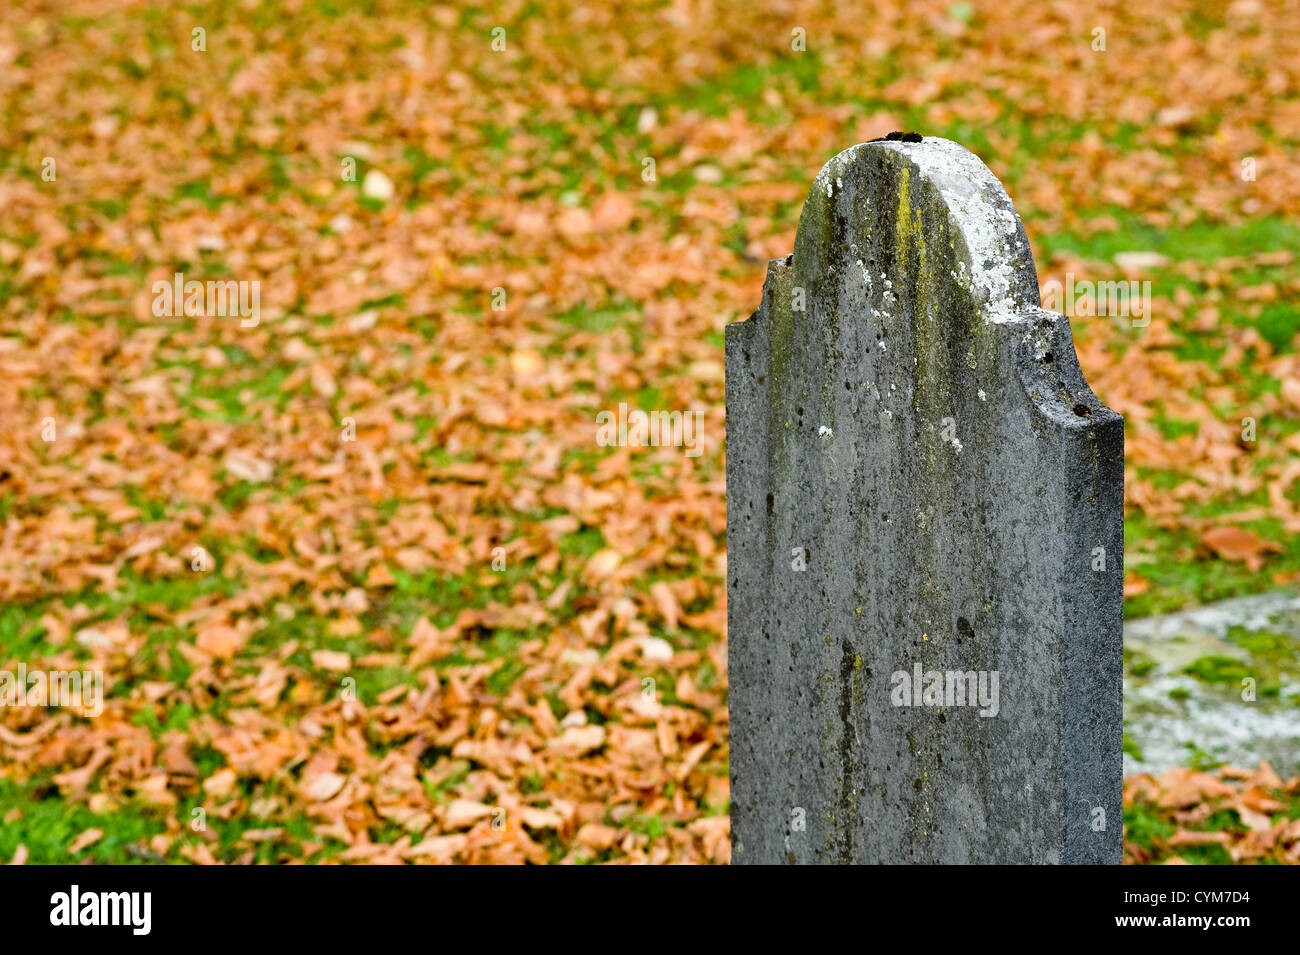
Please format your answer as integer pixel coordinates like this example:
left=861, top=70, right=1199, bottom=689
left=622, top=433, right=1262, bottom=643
left=301, top=772, right=346, bottom=802
left=68, top=828, right=104, bottom=853
left=1200, top=525, right=1283, bottom=570
left=310, top=650, right=352, bottom=672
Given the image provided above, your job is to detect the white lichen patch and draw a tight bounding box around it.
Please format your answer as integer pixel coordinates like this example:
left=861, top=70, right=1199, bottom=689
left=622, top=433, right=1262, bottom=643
left=889, top=140, right=1029, bottom=320
left=809, top=136, right=1030, bottom=330
left=819, top=425, right=833, bottom=438
left=869, top=137, right=1032, bottom=324
left=978, top=389, right=987, bottom=401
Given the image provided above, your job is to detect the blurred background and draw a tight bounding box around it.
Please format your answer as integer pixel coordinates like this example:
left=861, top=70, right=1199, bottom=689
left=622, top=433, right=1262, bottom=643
left=0, top=0, right=1297, bottom=863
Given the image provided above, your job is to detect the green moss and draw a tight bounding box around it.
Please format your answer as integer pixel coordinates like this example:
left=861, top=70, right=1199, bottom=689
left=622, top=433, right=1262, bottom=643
left=1123, top=732, right=1145, bottom=761
left=1182, top=654, right=1251, bottom=684
left=1229, top=627, right=1295, bottom=655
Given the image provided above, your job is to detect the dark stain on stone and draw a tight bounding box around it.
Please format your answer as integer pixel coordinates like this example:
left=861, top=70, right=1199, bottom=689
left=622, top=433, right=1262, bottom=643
left=869, top=131, right=925, bottom=143
left=836, top=637, right=858, bottom=863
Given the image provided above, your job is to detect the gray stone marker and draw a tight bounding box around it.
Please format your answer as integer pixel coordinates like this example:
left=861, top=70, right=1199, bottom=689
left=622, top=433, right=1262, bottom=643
left=726, top=137, right=1124, bottom=864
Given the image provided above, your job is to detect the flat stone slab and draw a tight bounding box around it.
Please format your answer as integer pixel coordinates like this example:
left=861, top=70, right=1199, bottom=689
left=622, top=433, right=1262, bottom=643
left=726, top=138, right=1124, bottom=864
left=1124, top=591, right=1300, bottom=776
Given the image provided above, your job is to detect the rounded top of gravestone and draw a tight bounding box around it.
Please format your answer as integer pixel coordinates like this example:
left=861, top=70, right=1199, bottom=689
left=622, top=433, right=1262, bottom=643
left=726, top=135, right=1120, bottom=436
left=799, top=136, right=1040, bottom=324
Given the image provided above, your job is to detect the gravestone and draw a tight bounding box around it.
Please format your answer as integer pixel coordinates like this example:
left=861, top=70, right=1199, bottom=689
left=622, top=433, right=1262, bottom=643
left=726, top=137, right=1124, bottom=864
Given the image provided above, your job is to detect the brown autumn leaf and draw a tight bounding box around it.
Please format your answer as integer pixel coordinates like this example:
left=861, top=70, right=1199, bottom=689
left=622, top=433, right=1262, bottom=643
left=68, top=828, right=104, bottom=854
left=1123, top=573, right=1150, bottom=597
left=583, top=548, right=622, bottom=583
left=1233, top=804, right=1275, bottom=833
left=1167, top=829, right=1231, bottom=847
left=301, top=772, right=347, bottom=802
left=650, top=580, right=680, bottom=630
left=1281, top=378, right=1300, bottom=412
left=1155, top=768, right=1238, bottom=808
left=1238, top=785, right=1286, bottom=814
left=547, top=725, right=607, bottom=757
left=1199, top=526, right=1283, bottom=571
left=310, top=650, right=352, bottom=672
left=443, top=800, right=495, bottom=829
left=203, top=769, right=238, bottom=798
left=194, top=623, right=247, bottom=659
left=576, top=823, right=620, bottom=851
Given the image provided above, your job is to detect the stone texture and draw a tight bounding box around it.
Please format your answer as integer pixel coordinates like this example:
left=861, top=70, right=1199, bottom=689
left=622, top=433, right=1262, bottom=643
left=726, top=138, right=1124, bottom=864
left=1123, top=592, right=1300, bottom=777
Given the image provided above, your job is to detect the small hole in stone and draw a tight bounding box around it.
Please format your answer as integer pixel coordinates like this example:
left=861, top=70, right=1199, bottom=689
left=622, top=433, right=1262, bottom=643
left=1073, top=403, right=1092, bottom=418
left=1042, top=351, right=1053, bottom=363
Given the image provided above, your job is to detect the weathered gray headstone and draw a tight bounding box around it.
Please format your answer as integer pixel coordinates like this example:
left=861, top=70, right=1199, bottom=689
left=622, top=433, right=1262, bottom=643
left=726, top=137, right=1124, bottom=864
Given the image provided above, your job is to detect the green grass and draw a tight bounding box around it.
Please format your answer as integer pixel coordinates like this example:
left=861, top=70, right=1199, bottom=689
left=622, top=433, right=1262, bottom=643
left=0, top=777, right=163, bottom=864
left=1036, top=214, right=1300, bottom=268
left=1123, top=800, right=1234, bottom=865
left=1124, top=511, right=1300, bottom=618
left=0, top=771, right=347, bottom=864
